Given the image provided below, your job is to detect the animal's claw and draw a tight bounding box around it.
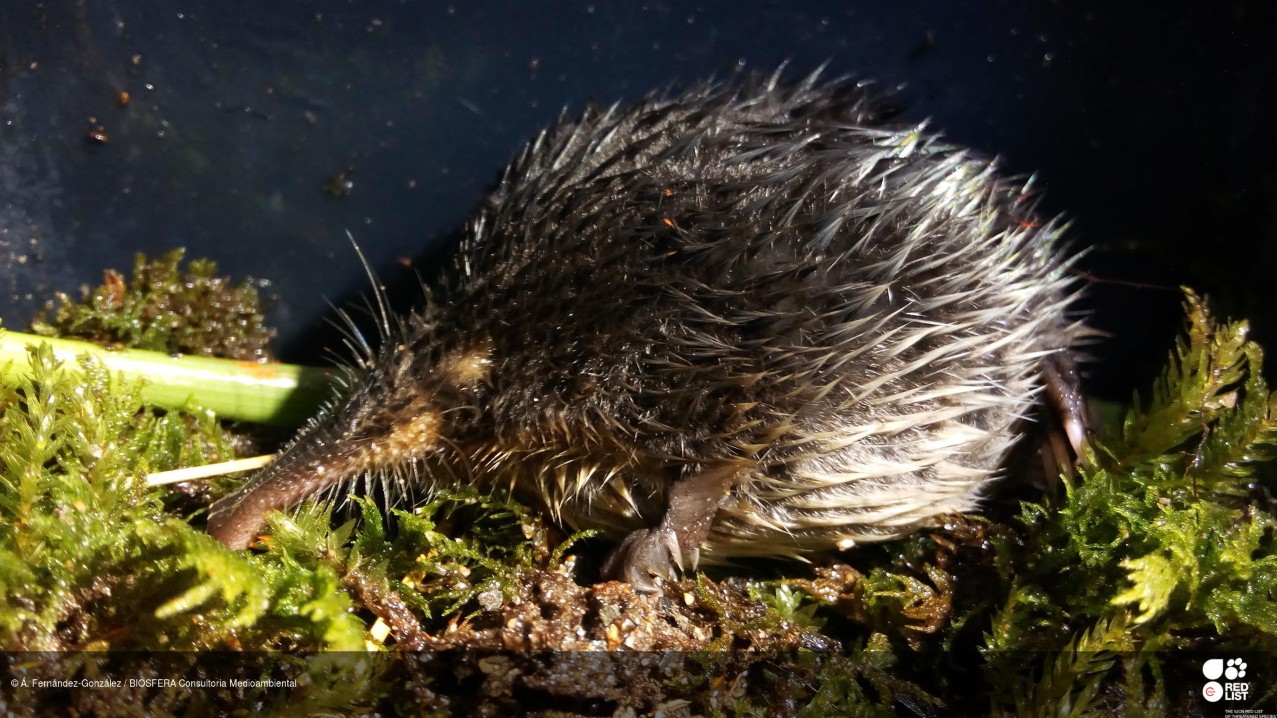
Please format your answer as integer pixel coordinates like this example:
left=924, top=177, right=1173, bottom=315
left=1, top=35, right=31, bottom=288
left=602, top=527, right=683, bottom=592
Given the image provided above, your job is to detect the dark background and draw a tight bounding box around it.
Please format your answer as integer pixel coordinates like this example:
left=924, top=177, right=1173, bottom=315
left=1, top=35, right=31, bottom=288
left=2, top=1, right=1275, bottom=397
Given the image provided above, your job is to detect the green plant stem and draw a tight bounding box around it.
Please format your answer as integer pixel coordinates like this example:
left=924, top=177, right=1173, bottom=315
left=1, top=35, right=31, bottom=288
left=0, top=330, right=333, bottom=425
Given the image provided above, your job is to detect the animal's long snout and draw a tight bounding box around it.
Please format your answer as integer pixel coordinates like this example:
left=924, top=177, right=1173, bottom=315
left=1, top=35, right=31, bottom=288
left=207, top=429, right=353, bottom=549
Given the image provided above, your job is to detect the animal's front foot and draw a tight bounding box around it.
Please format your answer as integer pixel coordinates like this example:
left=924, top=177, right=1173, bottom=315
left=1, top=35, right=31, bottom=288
left=601, top=526, right=684, bottom=592
left=600, top=461, right=743, bottom=592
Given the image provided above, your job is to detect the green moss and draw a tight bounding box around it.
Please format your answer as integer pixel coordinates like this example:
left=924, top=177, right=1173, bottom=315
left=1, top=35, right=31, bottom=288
left=32, top=249, right=275, bottom=362
left=1000, top=291, right=1276, bottom=645
left=977, top=290, right=1276, bottom=713
left=0, top=344, right=366, bottom=651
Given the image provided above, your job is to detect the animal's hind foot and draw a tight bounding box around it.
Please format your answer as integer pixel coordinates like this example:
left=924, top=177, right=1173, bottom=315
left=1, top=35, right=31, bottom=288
left=1042, top=352, right=1090, bottom=458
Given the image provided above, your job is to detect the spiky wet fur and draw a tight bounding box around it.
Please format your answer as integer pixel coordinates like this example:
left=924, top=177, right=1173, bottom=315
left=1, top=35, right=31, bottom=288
left=208, top=69, right=1085, bottom=562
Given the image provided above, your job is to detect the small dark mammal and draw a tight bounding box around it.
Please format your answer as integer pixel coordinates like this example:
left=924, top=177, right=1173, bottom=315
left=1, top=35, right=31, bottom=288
left=209, top=70, right=1087, bottom=590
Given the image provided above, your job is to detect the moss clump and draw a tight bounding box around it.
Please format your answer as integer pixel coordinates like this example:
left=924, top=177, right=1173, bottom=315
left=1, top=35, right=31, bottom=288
left=0, top=344, right=368, bottom=651
left=977, top=289, right=1277, bottom=714
left=0, top=344, right=380, bottom=715
left=32, top=249, right=275, bottom=361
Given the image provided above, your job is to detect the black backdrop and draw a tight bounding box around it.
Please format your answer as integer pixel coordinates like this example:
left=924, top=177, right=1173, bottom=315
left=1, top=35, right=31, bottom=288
left=2, top=1, right=1274, bottom=396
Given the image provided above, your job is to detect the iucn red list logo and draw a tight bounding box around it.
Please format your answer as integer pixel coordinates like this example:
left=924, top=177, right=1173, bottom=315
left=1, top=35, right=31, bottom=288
left=1201, top=658, right=1250, bottom=703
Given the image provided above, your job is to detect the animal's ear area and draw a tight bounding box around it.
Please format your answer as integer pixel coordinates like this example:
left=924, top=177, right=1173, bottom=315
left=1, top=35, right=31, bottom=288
left=437, top=342, right=496, bottom=390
